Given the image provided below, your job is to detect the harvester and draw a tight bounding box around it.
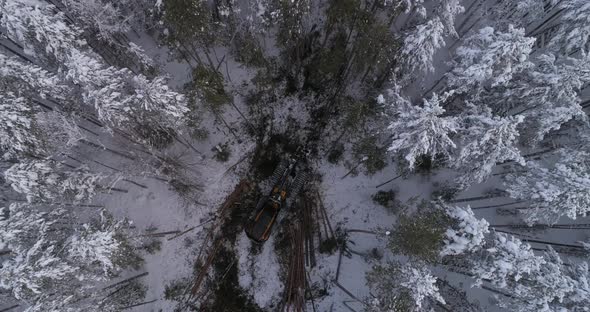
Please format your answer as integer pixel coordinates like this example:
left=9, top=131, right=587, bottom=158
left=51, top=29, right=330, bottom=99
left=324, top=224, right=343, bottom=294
left=245, top=151, right=308, bottom=243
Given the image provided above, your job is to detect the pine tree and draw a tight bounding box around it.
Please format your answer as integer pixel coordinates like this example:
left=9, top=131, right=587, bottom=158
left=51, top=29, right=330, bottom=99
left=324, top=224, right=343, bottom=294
left=162, top=0, right=219, bottom=66
left=1, top=0, right=81, bottom=68
left=387, top=90, right=458, bottom=169
left=0, top=92, right=45, bottom=160
left=367, top=261, right=445, bottom=312
left=549, top=0, right=590, bottom=56
left=399, top=264, right=446, bottom=309
left=130, top=75, right=189, bottom=129
left=62, top=0, right=155, bottom=69
left=397, top=0, right=426, bottom=19
left=497, top=54, right=590, bottom=143
left=440, top=204, right=489, bottom=256
left=470, top=232, right=544, bottom=289
left=437, top=0, right=464, bottom=37
left=0, top=204, right=76, bottom=301
left=400, top=17, right=446, bottom=75
left=490, top=0, right=545, bottom=28
left=506, top=247, right=575, bottom=312
left=455, top=110, right=525, bottom=186
left=446, top=25, right=535, bottom=96
left=566, top=261, right=590, bottom=309
left=35, top=111, right=86, bottom=154
left=4, top=159, right=103, bottom=204
left=67, top=210, right=133, bottom=277
left=0, top=203, right=143, bottom=310
left=1, top=0, right=190, bottom=142
left=504, top=148, right=590, bottom=225
left=62, top=0, right=131, bottom=45
left=468, top=233, right=589, bottom=311
left=0, top=53, right=69, bottom=101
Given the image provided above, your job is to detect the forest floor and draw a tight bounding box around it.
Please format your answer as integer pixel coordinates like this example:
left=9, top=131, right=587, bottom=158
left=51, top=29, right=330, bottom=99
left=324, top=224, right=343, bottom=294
left=104, top=28, right=444, bottom=312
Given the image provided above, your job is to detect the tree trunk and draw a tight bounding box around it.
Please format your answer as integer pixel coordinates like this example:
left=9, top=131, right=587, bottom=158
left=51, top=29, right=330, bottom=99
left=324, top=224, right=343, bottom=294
left=422, top=69, right=452, bottom=98
left=480, top=285, right=515, bottom=298
left=103, top=272, right=149, bottom=290
left=494, top=229, right=586, bottom=249
left=325, top=128, right=348, bottom=157
left=79, top=139, right=136, bottom=161
left=120, top=299, right=157, bottom=310
left=526, top=9, right=565, bottom=37
left=0, top=41, right=34, bottom=63
left=0, top=305, right=20, bottom=312
left=449, top=194, right=505, bottom=203
left=341, top=158, right=366, bottom=179
left=375, top=174, right=403, bottom=188
left=470, top=201, right=525, bottom=210
left=213, top=110, right=240, bottom=140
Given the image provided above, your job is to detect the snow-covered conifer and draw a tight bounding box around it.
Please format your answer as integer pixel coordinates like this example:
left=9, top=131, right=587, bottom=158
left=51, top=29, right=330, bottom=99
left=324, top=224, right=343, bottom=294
left=367, top=261, right=445, bottom=311
left=469, top=237, right=587, bottom=311
left=455, top=111, right=525, bottom=186
left=1, top=0, right=81, bottom=66
left=399, top=264, right=446, bottom=309
left=549, top=0, right=590, bottom=56
left=0, top=241, right=77, bottom=301
left=566, top=261, right=590, bottom=308
left=504, top=148, right=590, bottom=225
left=2, top=0, right=189, bottom=140
left=4, top=160, right=103, bottom=203
left=400, top=17, right=446, bottom=74
left=515, top=247, right=576, bottom=311
left=447, top=25, right=535, bottom=96
left=130, top=75, right=189, bottom=128
left=62, top=0, right=130, bottom=45
left=440, top=204, right=489, bottom=256
left=35, top=111, right=86, bottom=154
left=387, top=90, right=458, bottom=169
left=0, top=204, right=63, bottom=253
left=67, top=210, right=130, bottom=277
left=497, top=54, right=589, bottom=143
left=470, top=232, right=543, bottom=288
left=127, top=42, right=155, bottom=68
left=491, top=0, right=545, bottom=28
left=62, top=0, right=156, bottom=69
left=489, top=246, right=578, bottom=312
left=0, top=53, right=68, bottom=100
left=0, top=92, right=45, bottom=160
left=0, top=203, right=141, bottom=309
left=0, top=204, right=75, bottom=301
left=399, top=0, right=426, bottom=18
left=437, top=0, right=464, bottom=37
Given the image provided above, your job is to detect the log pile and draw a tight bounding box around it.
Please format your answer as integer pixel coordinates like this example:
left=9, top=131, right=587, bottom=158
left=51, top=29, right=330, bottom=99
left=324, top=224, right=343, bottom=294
left=189, top=180, right=251, bottom=297
left=283, top=223, right=306, bottom=312
left=283, top=190, right=334, bottom=312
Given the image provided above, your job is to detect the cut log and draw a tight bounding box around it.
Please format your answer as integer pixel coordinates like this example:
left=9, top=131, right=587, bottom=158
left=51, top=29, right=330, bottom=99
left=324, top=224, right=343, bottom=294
left=103, top=272, right=148, bottom=290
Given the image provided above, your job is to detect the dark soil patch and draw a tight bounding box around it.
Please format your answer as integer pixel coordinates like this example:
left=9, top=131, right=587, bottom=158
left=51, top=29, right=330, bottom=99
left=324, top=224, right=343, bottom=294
left=251, top=133, right=302, bottom=180
left=318, top=237, right=340, bottom=255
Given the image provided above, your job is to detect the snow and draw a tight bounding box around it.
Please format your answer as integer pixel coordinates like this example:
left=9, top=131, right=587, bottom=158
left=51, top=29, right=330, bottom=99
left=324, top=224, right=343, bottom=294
left=387, top=90, right=458, bottom=169
left=441, top=204, right=489, bottom=256
left=400, top=17, right=446, bottom=75
left=399, top=264, right=446, bottom=308
left=236, top=233, right=283, bottom=308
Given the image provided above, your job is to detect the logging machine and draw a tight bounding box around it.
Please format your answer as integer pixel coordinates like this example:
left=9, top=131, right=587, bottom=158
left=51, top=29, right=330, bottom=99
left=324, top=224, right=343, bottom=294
left=245, top=149, right=308, bottom=243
